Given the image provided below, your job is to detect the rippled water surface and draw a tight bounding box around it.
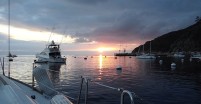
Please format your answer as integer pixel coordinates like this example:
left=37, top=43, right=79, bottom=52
left=2, top=55, right=201, bottom=104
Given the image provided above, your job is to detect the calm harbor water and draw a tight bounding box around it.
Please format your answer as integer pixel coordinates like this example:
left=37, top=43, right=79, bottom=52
left=1, top=55, right=201, bottom=104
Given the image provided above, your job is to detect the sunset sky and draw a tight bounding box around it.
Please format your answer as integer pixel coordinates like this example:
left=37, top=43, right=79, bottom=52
left=0, top=0, right=201, bottom=55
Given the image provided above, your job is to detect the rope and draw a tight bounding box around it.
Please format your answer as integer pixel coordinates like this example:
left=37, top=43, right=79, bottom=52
left=90, top=79, right=143, bottom=101
left=91, top=81, right=118, bottom=90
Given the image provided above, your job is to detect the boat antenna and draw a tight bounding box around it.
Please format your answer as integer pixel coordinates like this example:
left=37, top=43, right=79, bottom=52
left=59, top=31, right=66, bottom=45
left=8, top=0, right=10, bottom=77
left=119, top=44, right=121, bottom=53
left=47, top=26, right=55, bottom=44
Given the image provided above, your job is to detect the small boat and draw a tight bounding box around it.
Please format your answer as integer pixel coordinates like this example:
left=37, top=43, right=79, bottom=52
left=191, top=52, right=201, bottom=59
left=9, top=57, right=13, bottom=61
left=36, top=40, right=66, bottom=63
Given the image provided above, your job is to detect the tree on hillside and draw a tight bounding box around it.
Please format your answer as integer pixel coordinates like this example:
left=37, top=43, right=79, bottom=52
left=195, top=16, right=201, bottom=23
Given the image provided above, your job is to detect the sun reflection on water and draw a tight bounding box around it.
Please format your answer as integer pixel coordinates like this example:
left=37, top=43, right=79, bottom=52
left=98, top=54, right=103, bottom=78
left=99, top=54, right=103, bottom=70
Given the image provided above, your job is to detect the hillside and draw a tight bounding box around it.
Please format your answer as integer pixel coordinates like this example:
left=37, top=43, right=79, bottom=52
left=132, top=20, right=201, bottom=53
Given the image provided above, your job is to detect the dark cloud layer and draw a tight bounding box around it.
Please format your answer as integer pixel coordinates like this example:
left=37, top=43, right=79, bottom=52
left=1, top=0, right=201, bottom=45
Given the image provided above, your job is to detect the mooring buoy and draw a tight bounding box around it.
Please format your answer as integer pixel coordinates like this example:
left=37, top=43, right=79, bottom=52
left=171, top=62, right=176, bottom=69
left=159, top=60, right=163, bottom=65
left=116, top=65, right=122, bottom=70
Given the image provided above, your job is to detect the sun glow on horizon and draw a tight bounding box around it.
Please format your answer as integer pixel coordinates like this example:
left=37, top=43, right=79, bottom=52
left=0, top=24, right=75, bottom=43
left=97, top=47, right=115, bottom=53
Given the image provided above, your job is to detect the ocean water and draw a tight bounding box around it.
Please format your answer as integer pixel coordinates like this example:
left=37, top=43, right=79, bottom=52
left=1, top=55, right=201, bottom=104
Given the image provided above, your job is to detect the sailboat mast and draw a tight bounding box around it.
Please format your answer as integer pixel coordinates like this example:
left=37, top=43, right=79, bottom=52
left=137, top=46, right=140, bottom=54
left=119, top=44, right=121, bottom=53
left=8, top=0, right=10, bottom=56
left=150, top=41, right=151, bottom=54
left=143, top=44, right=144, bottom=53
left=8, top=0, right=10, bottom=77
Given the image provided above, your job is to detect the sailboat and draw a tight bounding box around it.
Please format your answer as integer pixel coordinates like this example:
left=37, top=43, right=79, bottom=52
left=7, top=52, right=18, bottom=61
left=0, top=72, right=73, bottom=104
left=0, top=0, right=73, bottom=103
left=136, top=41, right=156, bottom=59
left=7, top=52, right=17, bottom=57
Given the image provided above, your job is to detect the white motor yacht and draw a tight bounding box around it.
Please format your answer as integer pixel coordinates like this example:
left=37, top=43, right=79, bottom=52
left=36, top=40, right=66, bottom=63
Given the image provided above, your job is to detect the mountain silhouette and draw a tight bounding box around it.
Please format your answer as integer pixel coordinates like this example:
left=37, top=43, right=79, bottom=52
left=132, top=18, right=201, bottom=54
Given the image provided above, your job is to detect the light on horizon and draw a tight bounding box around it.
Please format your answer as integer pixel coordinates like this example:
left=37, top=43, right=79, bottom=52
left=97, top=47, right=116, bottom=53
left=0, top=24, right=75, bottom=43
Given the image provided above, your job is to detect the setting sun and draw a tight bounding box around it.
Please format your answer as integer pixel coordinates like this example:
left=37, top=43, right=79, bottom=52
left=97, top=47, right=115, bottom=53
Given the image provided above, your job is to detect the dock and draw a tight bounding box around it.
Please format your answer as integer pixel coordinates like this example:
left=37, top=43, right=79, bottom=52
left=114, top=53, right=136, bottom=56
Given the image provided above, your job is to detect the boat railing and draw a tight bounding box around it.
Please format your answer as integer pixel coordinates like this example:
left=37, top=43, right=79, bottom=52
left=77, top=76, right=89, bottom=104
left=0, top=57, right=5, bottom=76
left=31, top=63, right=136, bottom=104
left=31, top=63, right=75, bottom=101
left=121, top=90, right=134, bottom=104
left=77, top=76, right=135, bottom=104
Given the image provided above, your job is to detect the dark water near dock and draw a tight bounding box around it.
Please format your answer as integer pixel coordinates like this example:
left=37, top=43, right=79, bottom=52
left=2, top=55, right=201, bottom=104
